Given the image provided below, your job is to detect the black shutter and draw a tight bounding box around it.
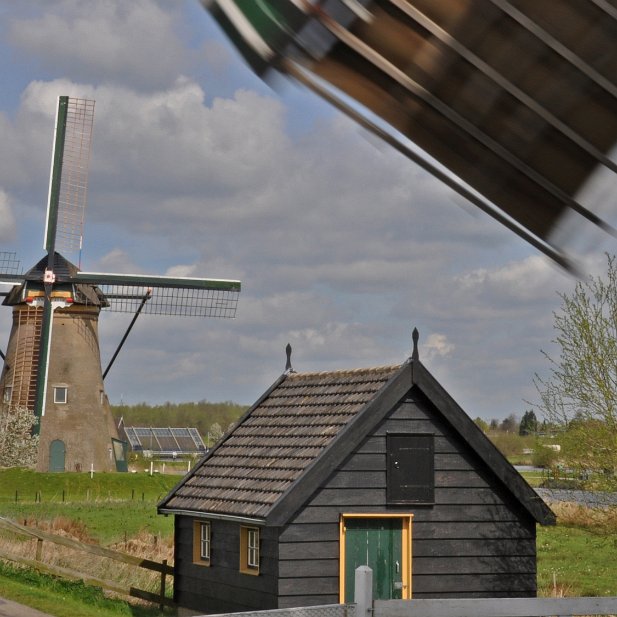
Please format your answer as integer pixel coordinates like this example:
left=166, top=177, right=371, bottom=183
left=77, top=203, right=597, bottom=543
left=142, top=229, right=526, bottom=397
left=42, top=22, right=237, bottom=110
left=387, top=433, right=434, bottom=504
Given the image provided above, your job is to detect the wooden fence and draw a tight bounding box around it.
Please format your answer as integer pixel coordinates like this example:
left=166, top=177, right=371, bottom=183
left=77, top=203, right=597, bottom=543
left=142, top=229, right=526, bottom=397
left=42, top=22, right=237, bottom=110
left=0, top=516, right=174, bottom=609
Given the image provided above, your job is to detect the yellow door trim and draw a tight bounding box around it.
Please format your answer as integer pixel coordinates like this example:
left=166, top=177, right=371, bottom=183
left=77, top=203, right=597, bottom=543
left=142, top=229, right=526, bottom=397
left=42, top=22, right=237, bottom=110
left=339, top=513, right=413, bottom=602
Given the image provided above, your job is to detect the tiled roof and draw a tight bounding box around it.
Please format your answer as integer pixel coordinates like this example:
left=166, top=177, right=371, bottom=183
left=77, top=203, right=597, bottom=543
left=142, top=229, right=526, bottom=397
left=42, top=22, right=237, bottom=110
left=161, top=365, right=401, bottom=518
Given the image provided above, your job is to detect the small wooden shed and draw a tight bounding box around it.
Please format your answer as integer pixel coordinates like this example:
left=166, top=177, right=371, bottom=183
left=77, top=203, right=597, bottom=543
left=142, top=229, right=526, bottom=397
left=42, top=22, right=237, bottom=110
left=159, top=331, right=554, bottom=615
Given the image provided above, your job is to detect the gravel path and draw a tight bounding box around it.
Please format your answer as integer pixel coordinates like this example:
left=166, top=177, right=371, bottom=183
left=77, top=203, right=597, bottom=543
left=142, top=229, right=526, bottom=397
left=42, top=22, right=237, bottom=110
left=0, top=597, right=55, bottom=617
left=536, top=488, right=617, bottom=507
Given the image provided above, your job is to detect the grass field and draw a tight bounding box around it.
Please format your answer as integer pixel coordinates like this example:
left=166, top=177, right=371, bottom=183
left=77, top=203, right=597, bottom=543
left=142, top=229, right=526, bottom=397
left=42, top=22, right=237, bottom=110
left=537, top=501, right=617, bottom=596
left=0, top=467, right=180, bottom=503
left=1, top=469, right=617, bottom=616
left=537, top=524, right=617, bottom=596
left=0, top=468, right=180, bottom=544
left=0, top=468, right=179, bottom=616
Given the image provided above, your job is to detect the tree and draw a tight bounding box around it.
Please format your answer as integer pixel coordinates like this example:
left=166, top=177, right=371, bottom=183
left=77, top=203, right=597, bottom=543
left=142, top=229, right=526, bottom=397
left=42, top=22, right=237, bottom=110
left=207, top=422, right=224, bottom=446
left=519, top=410, right=538, bottom=436
left=532, top=254, right=617, bottom=489
left=474, top=417, right=489, bottom=433
left=499, top=413, right=519, bottom=433
left=0, top=406, right=39, bottom=468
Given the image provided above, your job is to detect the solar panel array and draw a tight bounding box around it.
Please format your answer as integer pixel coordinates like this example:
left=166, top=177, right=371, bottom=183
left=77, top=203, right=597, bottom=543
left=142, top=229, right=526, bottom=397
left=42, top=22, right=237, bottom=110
left=124, top=426, right=206, bottom=455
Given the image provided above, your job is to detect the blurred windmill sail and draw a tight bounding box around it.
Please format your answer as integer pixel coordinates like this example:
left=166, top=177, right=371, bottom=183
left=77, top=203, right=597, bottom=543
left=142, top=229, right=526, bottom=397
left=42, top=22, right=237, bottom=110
left=202, top=0, right=617, bottom=271
left=0, top=95, right=241, bottom=473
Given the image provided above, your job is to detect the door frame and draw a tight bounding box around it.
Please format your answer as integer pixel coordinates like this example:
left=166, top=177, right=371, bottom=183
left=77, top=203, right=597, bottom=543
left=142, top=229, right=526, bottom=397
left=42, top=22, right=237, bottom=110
left=339, top=513, right=413, bottom=602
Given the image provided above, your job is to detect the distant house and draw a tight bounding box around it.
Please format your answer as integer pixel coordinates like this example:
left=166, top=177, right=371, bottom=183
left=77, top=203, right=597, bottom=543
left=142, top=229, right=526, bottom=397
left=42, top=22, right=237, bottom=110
left=159, top=331, right=554, bottom=615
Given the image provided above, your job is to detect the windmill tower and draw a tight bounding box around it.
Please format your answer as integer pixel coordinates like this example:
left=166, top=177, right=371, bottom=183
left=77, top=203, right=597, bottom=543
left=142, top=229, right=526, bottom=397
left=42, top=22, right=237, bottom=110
left=0, top=96, right=241, bottom=472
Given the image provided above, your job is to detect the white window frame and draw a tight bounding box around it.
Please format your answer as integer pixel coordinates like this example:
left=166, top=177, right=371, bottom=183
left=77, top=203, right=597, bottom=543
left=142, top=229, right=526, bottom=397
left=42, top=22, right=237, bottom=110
left=240, top=526, right=260, bottom=574
left=53, top=386, right=68, bottom=404
left=200, top=522, right=211, bottom=561
left=247, top=528, right=259, bottom=568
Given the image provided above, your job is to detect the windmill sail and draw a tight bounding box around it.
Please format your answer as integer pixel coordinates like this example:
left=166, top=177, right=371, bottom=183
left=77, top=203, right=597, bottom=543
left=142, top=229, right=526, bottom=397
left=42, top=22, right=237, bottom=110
left=202, top=0, right=617, bottom=271
left=45, top=97, right=95, bottom=258
left=74, top=272, right=240, bottom=317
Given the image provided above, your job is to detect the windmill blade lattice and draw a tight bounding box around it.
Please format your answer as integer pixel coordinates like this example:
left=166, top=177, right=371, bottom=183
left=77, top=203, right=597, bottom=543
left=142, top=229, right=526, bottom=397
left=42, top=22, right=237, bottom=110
left=74, top=272, right=241, bottom=318
left=0, top=252, right=23, bottom=286
left=45, top=97, right=95, bottom=258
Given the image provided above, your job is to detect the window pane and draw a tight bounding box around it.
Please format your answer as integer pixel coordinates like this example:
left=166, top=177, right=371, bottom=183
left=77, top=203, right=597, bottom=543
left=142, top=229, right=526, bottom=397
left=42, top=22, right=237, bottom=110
left=247, top=529, right=259, bottom=568
left=200, top=523, right=210, bottom=560
left=54, top=387, right=68, bottom=404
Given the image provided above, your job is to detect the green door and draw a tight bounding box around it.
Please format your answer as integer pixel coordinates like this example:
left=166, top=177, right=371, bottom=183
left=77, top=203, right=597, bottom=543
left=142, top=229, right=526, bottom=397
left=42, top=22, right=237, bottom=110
left=344, top=518, right=403, bottom=602
left=111, top=438, right=129, bottom=472
left=49, top=440, right=65, bottom=472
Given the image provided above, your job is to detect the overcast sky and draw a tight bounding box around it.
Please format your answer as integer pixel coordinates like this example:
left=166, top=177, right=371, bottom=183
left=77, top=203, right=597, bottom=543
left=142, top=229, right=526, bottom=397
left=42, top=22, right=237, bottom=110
left=1, top=1, right=616, bottom=421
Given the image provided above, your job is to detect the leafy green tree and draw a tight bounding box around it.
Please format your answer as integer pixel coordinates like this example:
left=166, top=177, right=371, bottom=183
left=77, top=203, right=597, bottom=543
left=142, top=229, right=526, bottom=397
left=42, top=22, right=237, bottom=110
left=499, top=413, right=519, bottom=433
left=532, top=254, right=617, bottom=489
left=519, top=410, right=538, bottom=436
left=474, top=417, right=489, bottom=433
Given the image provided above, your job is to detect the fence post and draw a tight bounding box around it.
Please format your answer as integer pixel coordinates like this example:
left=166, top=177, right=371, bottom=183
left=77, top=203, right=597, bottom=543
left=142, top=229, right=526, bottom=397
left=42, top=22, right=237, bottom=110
left=159, top=558, right=168, bottom=611
left=355, top=566, right=373, bottom=617
left=35, top=538, right=43, bottom=561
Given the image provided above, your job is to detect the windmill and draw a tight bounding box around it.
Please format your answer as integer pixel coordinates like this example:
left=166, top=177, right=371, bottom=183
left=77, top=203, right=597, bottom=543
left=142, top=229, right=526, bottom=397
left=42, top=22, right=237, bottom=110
left=0, top=96, right=241, bottom=473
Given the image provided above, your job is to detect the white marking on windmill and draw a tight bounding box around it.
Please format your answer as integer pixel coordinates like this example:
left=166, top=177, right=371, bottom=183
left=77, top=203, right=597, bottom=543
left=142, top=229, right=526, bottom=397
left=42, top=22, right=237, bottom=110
left=0, top=96, right=241, bottom=473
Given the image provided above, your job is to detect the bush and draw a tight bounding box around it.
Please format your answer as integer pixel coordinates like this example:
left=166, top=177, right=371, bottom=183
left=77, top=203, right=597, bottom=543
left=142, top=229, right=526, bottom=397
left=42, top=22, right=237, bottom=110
left=532, top=444, right=560, bottom=468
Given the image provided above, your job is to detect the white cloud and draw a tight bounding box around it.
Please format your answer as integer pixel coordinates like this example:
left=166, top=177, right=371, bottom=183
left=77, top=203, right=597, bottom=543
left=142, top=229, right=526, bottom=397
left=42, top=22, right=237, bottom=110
left=95, top=249, right=142, bottom=274
left=3, top=2, right=614, bottom=420
left=8, top=0, right=190, bottom=90
left=423, top=333, right=455, bottom=362
left=165, top=264, right=197, bottom=278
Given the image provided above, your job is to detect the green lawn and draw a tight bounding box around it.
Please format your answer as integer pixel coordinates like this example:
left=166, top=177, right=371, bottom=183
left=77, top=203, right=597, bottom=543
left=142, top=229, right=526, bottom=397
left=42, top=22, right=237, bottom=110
left=1, top=468, right=617, bottom=616
left=537, top=523, right=617, bottom=596
left=0, top=468, right=179, bottom=544
left=0, top=501, right=174, bottom=545
left=0, top=561, right=173, bottom=617
left=0, top=468, right=178, bottom=615
left=518, top=470, right=545, bottom=487
left=0, top=467, right=180, bottom=505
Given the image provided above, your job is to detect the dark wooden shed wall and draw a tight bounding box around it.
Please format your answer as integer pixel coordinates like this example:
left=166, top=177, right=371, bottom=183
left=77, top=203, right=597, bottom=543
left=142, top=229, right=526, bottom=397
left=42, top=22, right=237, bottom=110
left=277, top=386, right=537, bottom=607
left=174, top=517, right=278, bottom=614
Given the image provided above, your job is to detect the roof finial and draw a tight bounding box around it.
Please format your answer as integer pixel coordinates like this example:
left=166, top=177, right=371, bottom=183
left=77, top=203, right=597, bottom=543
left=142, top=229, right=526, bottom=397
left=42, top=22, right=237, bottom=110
left=412, top=327, right=419, bottom=361
left=285, top=343, right=294, bottom=373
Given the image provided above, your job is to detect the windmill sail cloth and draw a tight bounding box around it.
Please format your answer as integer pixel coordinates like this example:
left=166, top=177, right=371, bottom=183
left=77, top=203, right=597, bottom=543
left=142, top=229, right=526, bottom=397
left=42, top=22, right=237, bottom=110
left=203, top=0, right=617, bottom=268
